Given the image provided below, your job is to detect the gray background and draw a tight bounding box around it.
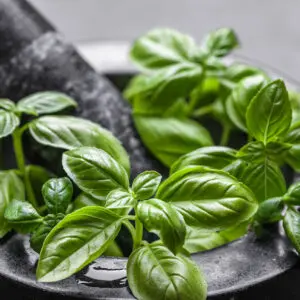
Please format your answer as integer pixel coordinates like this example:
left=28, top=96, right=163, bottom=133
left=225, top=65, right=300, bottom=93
left=29, top=0, right=300, bottom=79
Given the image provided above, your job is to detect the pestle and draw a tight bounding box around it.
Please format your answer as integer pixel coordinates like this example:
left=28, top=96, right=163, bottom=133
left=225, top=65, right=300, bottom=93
left=0, top=0, right=166, bottom=177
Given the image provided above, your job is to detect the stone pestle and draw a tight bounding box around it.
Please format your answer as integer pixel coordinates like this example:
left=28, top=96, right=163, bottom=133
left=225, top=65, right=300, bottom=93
left=0, top=0, right=167, bottom=177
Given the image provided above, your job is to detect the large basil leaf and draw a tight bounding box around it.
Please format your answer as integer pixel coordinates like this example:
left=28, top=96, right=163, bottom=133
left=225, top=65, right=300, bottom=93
left=29, top=116, right=130, bottom=174
left=0, top=99, right=16, bottom=111
left=283, top=208, right=300, bottom=254
left=134, top=116, right=213, bottom=167
left=17, top=92, right=76, bottom=115
left=0, top=171, right=25, bottom=237
left=224, top=159, right=286, bottom=203
left=42, top=178, right=73, bottom=215
left=132, top=171, right=162, bottom=200
left=184, top=222, right=248, bottom=253
left=284, top=121, right=300, bottom=171
left=37, top=206, right=123, bottom=282
left=246, top=80, right=291, bottom=143
left=105, top=189, right=135, bottom=216
left=127, top=243, right=207, bottom=300
left=226, top=75, right=266, bottom=132
left=200, top=28, right=239, bottom=58
left=156, top=166, right=257, bottom=230
left=63, top=147, right=129, bottom=201
left=0, top=110, right=19, bottom=138
left=130, top=28, right=198, bottom=71
left=171, top=146, right=237, bottom=174
left=137, top=198, right=186, bottom=254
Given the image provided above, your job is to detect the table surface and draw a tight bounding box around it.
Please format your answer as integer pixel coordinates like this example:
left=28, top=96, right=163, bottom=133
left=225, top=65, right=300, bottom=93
left=28, top=0, right=300, bottom=79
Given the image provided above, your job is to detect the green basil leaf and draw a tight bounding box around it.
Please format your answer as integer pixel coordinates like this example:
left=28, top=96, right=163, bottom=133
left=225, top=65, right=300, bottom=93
left=200, top=28, right=239, bottom=57
left=226, top=75, right=266, bottom=132
left=63, top=147, right=129, bottom=201
left=289, top=90, right=300, bottom=124
left=224, top=159, right=286, bottom=203
left=246, top=80, right=292, bottom=143
left=130, top=28, right=198, bottom=71
left=0, top=171, right=25, bottom=237
left=30, top=213, right=65, bottom=253
left=37, top=206, right=123, bottom=282
left=283, top=208, right=300, bottom=254
left=134, top=115, right=213, bottom=167
left=0, top=99, right=16, bottom=111
left=17, top=92, right=77, bottom=115
left=4, top=200, right=42, bottom=233
left=127, top=243, right=207, bottom=300
left=171, top=146, right=237, bottom=174
left=132, top=171, right=162, bottom=200
left=284, top=121, right=300, bottom=171
left=72, top=193, right=105, bottom=211
left=0, top=110, right=20, bottom=138
left=137, top=198, right=186, bottom=254
left=157, top=166, right=257, bottom=230
left=254, top=197, right=283, bottom=224
left=29, top=116, right=130, bottom=174
left=42, top=177, right=73, bottom=215
left=105, top=189, right=135, bottom=216
left=184, top=222, right=248, bottom=253
left=283, top=182, right=300, bottom=205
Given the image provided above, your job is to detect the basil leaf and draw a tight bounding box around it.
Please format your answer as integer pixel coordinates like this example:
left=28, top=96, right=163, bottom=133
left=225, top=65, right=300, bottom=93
left=134, top=115, right=213, bottom=167
left=200, top=28, right=239, bottom=58
left=30, top=213, right=65, bottom=253
left=17, top=92, right=77, bottom=115
left=29, top=116, right=130, bottom=174
left=283, top=182, right=300, bottom=205
left=255, top=197, right=283, bottom=224
left=226, top=75, right=266, bottom=132
left=284, top=121, right=300, bottom=171
left=224, top=159, right=286, bottom=203
left=37, top=206, right=123, bottom=282
left=283, top=208, right=300, bottom=254
left=137, top=198, right=186, bottom=254
left=63, top=147, right=129, bottom=201
left=4, top=200, right=42, bottom=233
left=184, top=222, right=248, bottom=253
left=156, top=166, right=257, bottom=230
left=289, top=90, right=300, bottom=124
left=246, top=80, right=292, bottom=143
left=171, top=146, right=237, bottom=174
left=0, top=110, right=19, bottom=138
left=130, top=28, right=198, bottom=71
left=72, top=193, right=105, bottom=211
left=0, top=99, right=16, bottom=111
left=42, top=178, right=73, bottom=215
left=0, top=171, right=25, bottom=237
left=105, top=189, right=135, bottom=216
left=127, top=243, right=207, bottom=300
left=132, top=171, right=162, bottom=200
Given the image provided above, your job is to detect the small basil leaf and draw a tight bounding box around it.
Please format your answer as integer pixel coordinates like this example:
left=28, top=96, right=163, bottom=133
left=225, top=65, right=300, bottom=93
left=157, top=166, right=257, bottom=230
left=226, top=75, right=267, bottom=132
left=63, top=147, right=129, bottom=201
left=237, top=141, right=265, bottom=162
left=283, top=208, right=300, bottom=254
left=105, top=189, right=135, bottom=216
left=132, top=171, right=162, bottom=200
left=37, top=206, right=123, bottom=282
left=0, top=171, right=25, bottom=237
left=130, top=28, right=198, bottom=71
left=184, top=222, right=248, bottom=253
left=265, top=141, right=292, bottom=162
left=30, top=213, right=65, bottom=253
left=42, top=177, right=73, bottom=215
left=283, top=182, right=300, bottom=205
left=134, top=115, right=213, bottom=167
left=171, top=146, right=237, bottom=174
left=72, top=193, right=105, bottom=211
left=17, top=92, right=77, bottom=115
left=4, top=200, right=42, bottom=233
left=29, top=116, right=130, bottom=175
left=0, top=99, right=16, bottom=111
left=289, top=90, right=300, bottom=124
left=0, top=110, right=20, bottom=138
left=246, top=80, right=292, bottom=143
left=254, top=197, right=283, bottom=224
left=127, top=243, right=207, bottom=300
left=200, top=28, right=239, bottom=58
left=224, top=159, right=286, bottom=203
left=137, top=198, right=186, bottom=254
left=284, top=121, right=300, bottom=171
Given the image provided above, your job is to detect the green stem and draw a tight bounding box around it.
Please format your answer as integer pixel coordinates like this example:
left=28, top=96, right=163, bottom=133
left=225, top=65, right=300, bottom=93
left=12, top=128, right=38, bottom=209
left=133, top=205, right=143, bottom=250
left=123, top=220, right=137, bottom=243
left=220, top=125, right=231, bottom=146
left=191, top=105, right=214, bottom=118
